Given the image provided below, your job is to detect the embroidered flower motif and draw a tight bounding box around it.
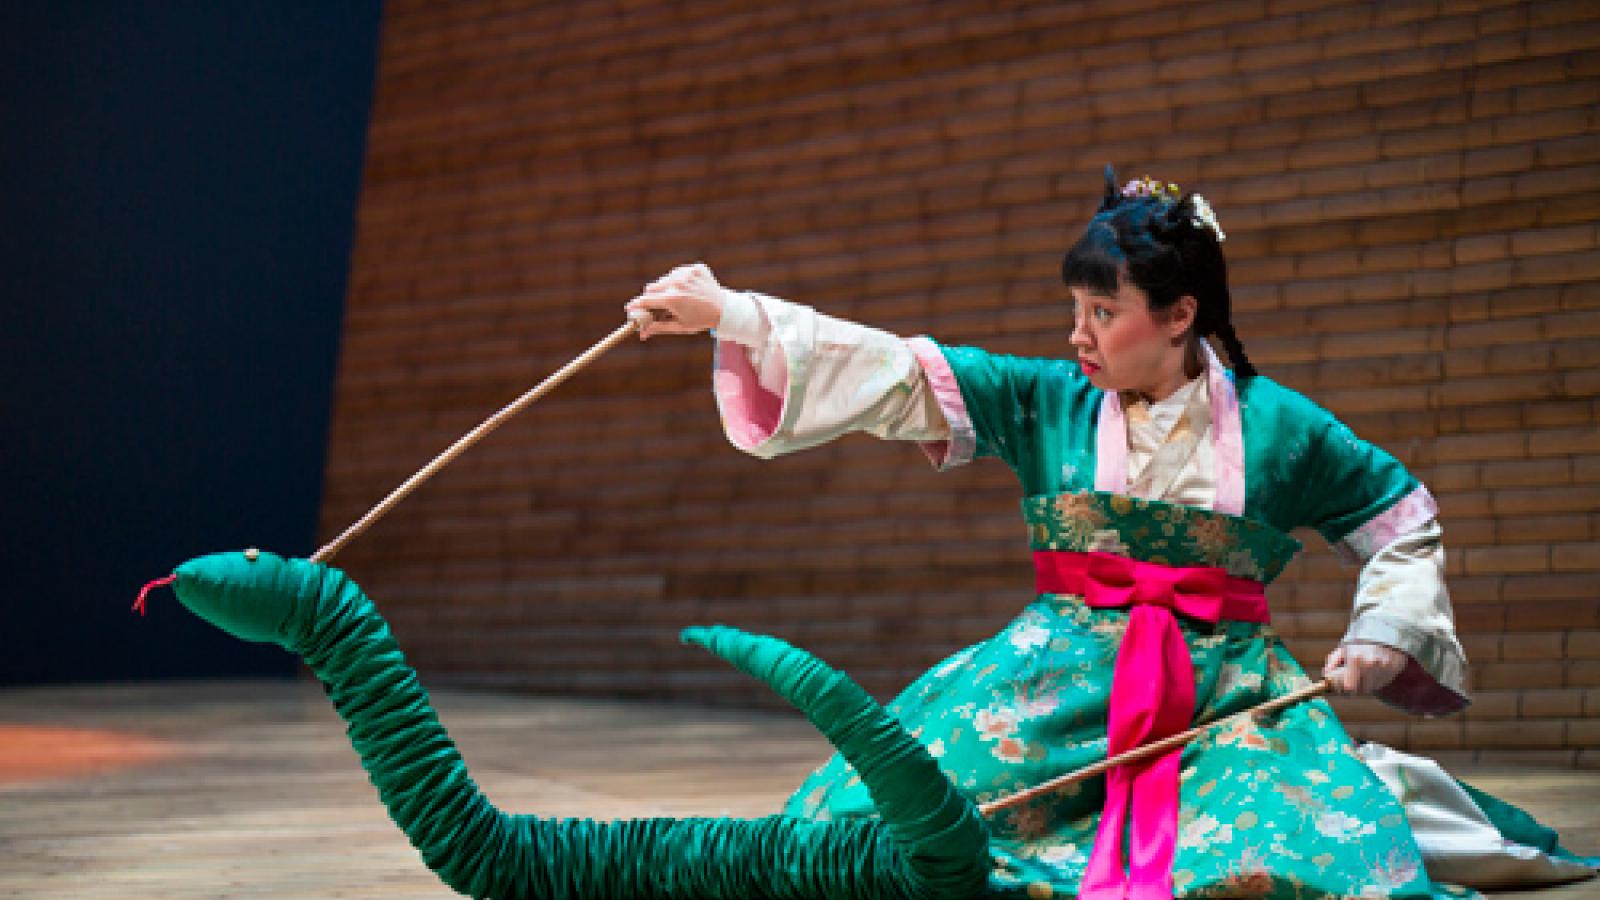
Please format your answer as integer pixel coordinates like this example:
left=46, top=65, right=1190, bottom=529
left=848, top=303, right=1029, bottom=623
left=1314, top=810, right=1377, bottom=841
left=1215, top=845, right=1276, bottom=896
left=1008, top=670, right=1067, bottom=719
left=1087, top=528, right=1130, bottom=555
left=1216, top=662, right=1265, bottom=696
left=1017, top=692, right=1062, bottom=719
left=1363, top=846, right=1423, bottom=890
left=1274, top=782, right=1326, bottom=817
left=1215, top=715, right=1271, bottom=751
left=1185, top=515, right=1235, bottom=563
left=975, top=707, right=1020, bottom=742
left=1224, top=548, right=1265, bottom=580
left=1051, top=492, right=1109, bottom=547
left=992, top=736, right=1027, bottom=764
left=1179, top=812, right=1235, bottom=850
left=1006, top=804, right=1051, bottom=839
left=1266, top=651, right=1314, bottom=693
left=1089, top=617, right=1128, bottom=641
left=1010, top=621, right=1051, bottom=652
left=1267, top=837, right=1305, bottom=861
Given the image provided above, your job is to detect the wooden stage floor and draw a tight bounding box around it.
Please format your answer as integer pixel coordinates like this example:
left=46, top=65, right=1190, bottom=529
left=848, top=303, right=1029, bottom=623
left=2, top=679, right=1595, bottom=898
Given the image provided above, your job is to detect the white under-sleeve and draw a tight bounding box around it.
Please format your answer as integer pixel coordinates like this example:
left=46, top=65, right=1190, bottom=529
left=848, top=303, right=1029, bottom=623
left=710, top=291, right=955, bottom=460
left=1341, top=517, right=1470, bottom=715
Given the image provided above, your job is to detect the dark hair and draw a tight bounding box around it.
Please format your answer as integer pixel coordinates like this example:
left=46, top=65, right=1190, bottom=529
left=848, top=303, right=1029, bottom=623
left=1061, top=165, right=1256, bottom=378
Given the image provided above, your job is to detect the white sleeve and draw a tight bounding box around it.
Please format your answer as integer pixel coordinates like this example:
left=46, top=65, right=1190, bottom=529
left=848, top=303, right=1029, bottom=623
left=1341, top=517, right=1471, bottom=716
left=711, top=290, right=966, bottom=463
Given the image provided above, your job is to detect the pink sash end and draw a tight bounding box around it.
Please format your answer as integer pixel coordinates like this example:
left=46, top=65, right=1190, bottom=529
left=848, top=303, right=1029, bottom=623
left=1033, top=551, right=1268, bottom=899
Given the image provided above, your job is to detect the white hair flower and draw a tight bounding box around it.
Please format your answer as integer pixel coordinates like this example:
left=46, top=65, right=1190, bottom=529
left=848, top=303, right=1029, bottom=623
left=1191, top=194, right=1225, bottom=242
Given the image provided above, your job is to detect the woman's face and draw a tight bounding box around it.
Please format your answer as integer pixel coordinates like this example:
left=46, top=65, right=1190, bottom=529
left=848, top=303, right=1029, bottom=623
left=1068, top=277, right=1196, bottom=398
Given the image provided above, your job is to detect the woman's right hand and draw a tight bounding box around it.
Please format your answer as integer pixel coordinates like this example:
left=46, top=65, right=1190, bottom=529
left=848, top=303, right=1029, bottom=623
left=625, top=262, right=727, bottom=340
left=1322, top=640, right=1408, bottom=696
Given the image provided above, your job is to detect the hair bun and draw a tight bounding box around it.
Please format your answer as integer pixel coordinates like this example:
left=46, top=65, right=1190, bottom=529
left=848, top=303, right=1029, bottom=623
left=1098, top=163, right=1121, bottom=212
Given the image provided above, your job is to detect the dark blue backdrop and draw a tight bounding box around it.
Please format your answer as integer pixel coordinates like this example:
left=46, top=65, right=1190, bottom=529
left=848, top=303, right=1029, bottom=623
left=1, top=3, right=383, bottom=682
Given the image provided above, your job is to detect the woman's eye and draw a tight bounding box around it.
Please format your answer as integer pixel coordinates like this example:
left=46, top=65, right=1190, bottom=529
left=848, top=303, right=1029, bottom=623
left=1093, top=307, right=1113, bottom=322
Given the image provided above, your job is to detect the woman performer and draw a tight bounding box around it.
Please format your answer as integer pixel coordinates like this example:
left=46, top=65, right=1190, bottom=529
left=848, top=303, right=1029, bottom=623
left=625, top=170, right=1595, bottom=898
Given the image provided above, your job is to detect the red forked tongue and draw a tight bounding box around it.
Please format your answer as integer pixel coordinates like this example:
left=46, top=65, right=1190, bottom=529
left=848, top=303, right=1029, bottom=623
left=133, top=574, right=176, bottom=616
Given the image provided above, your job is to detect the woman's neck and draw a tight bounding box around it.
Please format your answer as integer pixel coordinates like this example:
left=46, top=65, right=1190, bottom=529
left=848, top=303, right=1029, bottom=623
left=1132, top=339, right=1205, bottom=403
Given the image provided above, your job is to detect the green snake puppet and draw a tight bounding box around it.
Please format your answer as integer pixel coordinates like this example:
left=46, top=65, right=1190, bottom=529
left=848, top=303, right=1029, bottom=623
left=152, top=548, right=990, bottom=899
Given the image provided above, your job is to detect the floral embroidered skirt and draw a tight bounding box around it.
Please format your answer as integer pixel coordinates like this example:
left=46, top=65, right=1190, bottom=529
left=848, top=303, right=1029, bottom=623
left=782, top=598, right=1462, bottom=898
left=783, top=492, right=1488, bottom=898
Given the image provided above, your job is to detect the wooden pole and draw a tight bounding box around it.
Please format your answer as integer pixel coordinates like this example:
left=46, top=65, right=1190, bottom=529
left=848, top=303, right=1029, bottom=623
left=979, top=678, right=1334, bottom=816
left=311, top=317, right=644, bottom=564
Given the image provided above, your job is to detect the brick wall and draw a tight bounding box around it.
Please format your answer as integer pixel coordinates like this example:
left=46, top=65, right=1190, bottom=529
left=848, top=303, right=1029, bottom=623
left=326, top=0, right=1600, bottom=765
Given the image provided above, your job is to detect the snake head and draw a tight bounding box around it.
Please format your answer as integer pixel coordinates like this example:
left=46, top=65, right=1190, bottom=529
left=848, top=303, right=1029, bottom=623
left=172, top=549, right=326, bottom=647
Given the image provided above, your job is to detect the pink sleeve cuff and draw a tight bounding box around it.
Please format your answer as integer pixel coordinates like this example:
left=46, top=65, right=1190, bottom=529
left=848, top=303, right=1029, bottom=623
left=1376, top=656, right=1471, bottom=717
left=711, top=337, right=788, bottom=453
left=906, top=337, right=975, bottom=470
left=1334, top=484, right=1439, bottom=563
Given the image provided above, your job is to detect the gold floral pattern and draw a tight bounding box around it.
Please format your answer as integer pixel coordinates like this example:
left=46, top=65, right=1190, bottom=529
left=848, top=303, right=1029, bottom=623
left=1049, top=492, right=1109, bottom=548
left=1022, top=490, right=1302, bottom=583
left=782, top=495, right=1444, bottom=899
left=784, top=591, right=1439, bottom=898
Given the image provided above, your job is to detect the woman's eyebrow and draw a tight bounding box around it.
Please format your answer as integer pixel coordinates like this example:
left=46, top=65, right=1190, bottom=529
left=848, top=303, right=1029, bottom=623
left=1069, top=292, right=1118, bottom=307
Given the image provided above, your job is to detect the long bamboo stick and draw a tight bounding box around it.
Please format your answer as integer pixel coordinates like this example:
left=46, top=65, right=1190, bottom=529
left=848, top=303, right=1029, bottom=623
left=311, top=316, right=645, bottom=564
left=310, top=310, right=1334, bottom=818
left=979, top=677, right=1334, bottom=816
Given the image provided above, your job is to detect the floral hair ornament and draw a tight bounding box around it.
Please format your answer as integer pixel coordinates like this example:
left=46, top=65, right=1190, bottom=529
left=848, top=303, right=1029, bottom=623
left=1189, top=194, right=1226, bottom=243
left=1121, top=175, right=1180, bottom=202
left=1120, top=175, right=1226, bottom=243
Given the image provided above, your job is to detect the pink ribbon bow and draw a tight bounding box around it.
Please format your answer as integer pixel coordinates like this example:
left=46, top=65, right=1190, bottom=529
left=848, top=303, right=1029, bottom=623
left=1081, top=553, right=1232, bottom=622
left=1032, top=551, right=1268, bottom=900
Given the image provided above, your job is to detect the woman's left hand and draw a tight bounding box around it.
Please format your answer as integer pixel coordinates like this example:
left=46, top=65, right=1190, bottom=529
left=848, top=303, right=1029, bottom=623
left=1322, top=641, right=1408, bottom=695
